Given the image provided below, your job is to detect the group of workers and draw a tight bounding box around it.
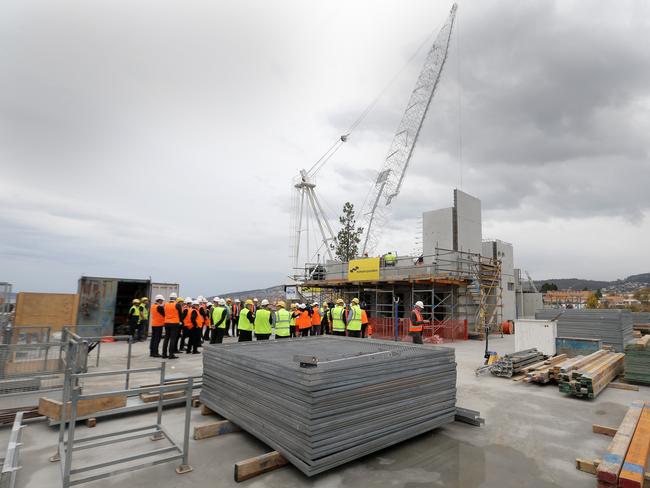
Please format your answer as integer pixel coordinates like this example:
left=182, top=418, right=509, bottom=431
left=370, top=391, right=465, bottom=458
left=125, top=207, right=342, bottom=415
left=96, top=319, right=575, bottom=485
left=130, top=293, right=430, bottom=358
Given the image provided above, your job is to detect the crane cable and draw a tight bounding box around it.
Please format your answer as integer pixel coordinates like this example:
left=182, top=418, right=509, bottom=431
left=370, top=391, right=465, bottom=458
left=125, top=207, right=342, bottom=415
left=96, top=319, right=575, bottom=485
left=306, top=24, right=441, bottom=179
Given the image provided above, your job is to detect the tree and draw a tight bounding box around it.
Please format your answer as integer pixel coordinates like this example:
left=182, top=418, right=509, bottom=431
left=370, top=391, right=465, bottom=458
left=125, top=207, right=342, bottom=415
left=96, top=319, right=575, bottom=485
left=540, top=282, right=558, bottom=293
left=586, top=293, right=599, bottom=309
left=331, top=202, right=364, bottom=262
left=595, top=288, right=603, bottom=299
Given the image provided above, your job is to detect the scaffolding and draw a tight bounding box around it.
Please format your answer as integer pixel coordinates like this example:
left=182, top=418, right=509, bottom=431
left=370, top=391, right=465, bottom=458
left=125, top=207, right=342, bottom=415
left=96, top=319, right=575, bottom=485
left=297, top=247, right=503, bottom=342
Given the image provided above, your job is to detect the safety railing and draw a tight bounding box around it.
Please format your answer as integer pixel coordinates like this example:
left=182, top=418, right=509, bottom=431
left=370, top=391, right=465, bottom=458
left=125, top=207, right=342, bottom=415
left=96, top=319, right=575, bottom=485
left=369, top=317, right=468, bottom=342
left=0, top=411, right=25, bottom=488
left=51, top=364, right=193, bottom=487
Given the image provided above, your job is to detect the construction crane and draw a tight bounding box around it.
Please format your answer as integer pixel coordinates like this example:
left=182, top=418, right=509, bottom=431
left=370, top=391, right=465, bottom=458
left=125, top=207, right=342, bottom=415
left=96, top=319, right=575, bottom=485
left=360, top=3, right=457, bottom=256
left=525, top=270, right=539, bottom=293
left=290, top=4, right=458, bottom=278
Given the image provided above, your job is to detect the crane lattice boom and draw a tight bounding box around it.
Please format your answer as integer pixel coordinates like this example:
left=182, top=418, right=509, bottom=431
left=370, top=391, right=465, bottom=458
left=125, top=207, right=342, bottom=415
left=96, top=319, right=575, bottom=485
left=361, top=3, right=457, bottom=256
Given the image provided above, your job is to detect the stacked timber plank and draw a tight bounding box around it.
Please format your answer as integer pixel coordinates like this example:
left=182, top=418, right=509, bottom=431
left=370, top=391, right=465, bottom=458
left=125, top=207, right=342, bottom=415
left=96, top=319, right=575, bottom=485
left=200, top=336, right=457, bottom=477
left=597, top=400, right=650, bottom=487
left=523, top=354, right=569, bottom=383
left=557, top=349, right=624, bottom=399
left=624, top=335, right=650, bottom=385
left=489, top=348, right=545, bottom=378
left=535, top=309, right=634, bottom=352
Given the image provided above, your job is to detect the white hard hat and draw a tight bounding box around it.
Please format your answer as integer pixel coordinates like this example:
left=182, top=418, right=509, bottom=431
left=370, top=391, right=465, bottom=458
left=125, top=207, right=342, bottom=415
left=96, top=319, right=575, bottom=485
left=169, top=292, right=178, bottom=299
left=415, top=301, right=424, bottom=309
left=219, top=298, right=226, bottom=305
left=213, top=296, right=220, bottom=302
left=261, top=299, right=269, bottom=306
left=234, top=298, right=240, bottom=303
left=312, top=302, right=318, bottom=306
left=154, top=294, right=164, bottom=301
left=192, top=300, right=200, bottom=305
left=299, top=303, right=306, bottom=309
left=185, top=297, right=192, bottom=303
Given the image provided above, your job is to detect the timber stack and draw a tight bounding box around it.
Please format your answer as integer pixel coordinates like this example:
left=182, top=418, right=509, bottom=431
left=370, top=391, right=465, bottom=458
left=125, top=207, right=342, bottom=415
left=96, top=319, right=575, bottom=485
left=597, top=400, right=650, bottom=487
left=557, top=349, right=624, bottom=399
left=624, top=335, right=650, bottom=385
left=490, top=348, right=545, bottom=378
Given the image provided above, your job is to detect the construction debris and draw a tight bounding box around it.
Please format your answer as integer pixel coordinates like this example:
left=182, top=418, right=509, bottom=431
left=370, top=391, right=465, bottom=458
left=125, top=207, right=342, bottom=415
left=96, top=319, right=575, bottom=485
left=624, top=335, right=650, bottom=385
left=489, top=348, right=545, bottom=378
left=200, top=336, right=457, bottom=477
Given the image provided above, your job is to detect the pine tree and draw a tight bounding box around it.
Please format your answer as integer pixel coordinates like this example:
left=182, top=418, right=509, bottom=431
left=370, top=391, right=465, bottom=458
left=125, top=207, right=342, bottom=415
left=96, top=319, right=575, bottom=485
left=332, top=202, right=364, bottom=262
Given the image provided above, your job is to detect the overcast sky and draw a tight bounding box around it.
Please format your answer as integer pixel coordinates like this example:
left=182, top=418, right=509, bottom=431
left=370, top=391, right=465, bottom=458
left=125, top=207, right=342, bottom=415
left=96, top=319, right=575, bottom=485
left=1, top=0, right=649, bottom=296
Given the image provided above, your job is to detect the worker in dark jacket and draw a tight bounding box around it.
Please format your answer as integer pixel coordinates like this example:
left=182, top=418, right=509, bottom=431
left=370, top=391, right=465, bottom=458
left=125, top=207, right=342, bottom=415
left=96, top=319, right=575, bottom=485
left=162, top=293, right=183, bottom=359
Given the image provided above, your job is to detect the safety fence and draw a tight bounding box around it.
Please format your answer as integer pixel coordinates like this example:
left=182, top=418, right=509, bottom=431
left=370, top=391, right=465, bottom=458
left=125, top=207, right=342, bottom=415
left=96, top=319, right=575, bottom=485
left=369, top=317, right=468, bottom=342
left=0, top=411, right=25, bottom=488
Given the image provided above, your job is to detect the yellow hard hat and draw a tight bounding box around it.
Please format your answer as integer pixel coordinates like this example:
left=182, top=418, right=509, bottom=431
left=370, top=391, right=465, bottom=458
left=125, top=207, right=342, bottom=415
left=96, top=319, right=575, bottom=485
left=352, top=297, right=360, bottom=304
left=245, top=299, right=254, bottom=306
left=176, top=297, right=185, bottom=302
left=336, top=298, right=344, bottom=305
left=141, top=297, right=148, bottom=302
left=132, top=298, right=140, bottom=304
left=276, top=300, right=286, bottom=308
left=291, top=303, right=297, bottom=309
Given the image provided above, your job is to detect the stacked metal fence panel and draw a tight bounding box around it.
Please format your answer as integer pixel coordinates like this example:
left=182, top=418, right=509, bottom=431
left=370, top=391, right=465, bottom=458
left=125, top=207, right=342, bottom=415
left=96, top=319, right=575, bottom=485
left=624, top=336, right=650, bottom=385
left=534, top=309, right=633, bottom=352
left=200, top=336, right=457, bottom=476
left=631, top=312, right=650, bottom=325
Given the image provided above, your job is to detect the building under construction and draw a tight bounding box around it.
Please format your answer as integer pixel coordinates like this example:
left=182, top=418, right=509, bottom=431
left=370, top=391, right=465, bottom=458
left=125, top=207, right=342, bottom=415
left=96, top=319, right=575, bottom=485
left=298, top=189, right=542, bottom=341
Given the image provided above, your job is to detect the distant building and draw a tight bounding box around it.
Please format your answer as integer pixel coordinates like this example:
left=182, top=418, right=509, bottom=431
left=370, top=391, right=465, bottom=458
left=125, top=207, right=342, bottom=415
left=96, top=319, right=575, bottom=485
left=543, top=290, right=591, bottom=309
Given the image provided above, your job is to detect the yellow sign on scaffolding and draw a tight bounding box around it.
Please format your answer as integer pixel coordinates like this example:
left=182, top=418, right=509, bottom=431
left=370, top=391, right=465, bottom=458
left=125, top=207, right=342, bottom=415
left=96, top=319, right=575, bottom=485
left=348, top=257, right=380, bottom=281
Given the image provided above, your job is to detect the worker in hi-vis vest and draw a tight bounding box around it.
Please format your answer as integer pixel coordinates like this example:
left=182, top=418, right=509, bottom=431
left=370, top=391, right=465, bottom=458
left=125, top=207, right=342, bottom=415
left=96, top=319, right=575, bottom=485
left=138, top=297, right=149, bottom=341
left=237, top=299, right=255, bottom=342
left=128, top=298, right=140, bottom=340
left=254, top=299, right=273, bottom=340
left=149, top=295, right=165, bottom=358
left=289, top=303, right=298, bottom=337
left=330, top=299, right=347, bottom=336
left=162, top=293, right=183, bottom=359
left=211, top=298, right=229, bottom=344
left=274, top=301, right=291, bottom=339
left=347, top=298, right=362, bottom=338
left=409, top=300, right=427, bottom=345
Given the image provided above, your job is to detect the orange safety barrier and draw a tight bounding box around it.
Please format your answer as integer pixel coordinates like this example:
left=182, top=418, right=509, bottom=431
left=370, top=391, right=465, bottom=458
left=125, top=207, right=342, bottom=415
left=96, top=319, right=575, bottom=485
left=368, top=317, right=468, bottom=342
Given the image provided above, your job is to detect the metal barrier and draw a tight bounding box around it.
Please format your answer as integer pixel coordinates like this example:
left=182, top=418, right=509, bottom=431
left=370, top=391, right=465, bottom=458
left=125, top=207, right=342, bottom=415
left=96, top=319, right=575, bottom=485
left=52, top=364, right=193, bottom=487
left=0, top=326, right=52, bottom=345
left=370, top=317, right=468, bottom=342
left=0, top=411, right=25, bottom=488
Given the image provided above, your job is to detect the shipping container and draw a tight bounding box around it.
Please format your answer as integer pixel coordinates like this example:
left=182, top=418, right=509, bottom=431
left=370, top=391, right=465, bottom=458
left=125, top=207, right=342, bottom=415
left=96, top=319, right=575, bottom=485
left=76, top=277, right=180, bottom=336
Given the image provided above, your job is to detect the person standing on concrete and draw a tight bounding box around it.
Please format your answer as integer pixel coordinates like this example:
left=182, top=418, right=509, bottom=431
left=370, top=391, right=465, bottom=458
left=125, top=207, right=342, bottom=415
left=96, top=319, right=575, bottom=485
left=310, top=302, right=321, bottom=336
left=298, top=303, right=312, bottom=337
left=179, top=297, right=191, bottom=351
left=289, top=303, right=298, bottom=337
left=149, top=295, right=165, bottom=357
left=231, top=299, right=241, bottom=337
left=211, top=298, right=228, bottom=344
left=203, top=299, right=213, bottom=342
left=138, top=297, right=149, bottom=342
left=320, top=302, right=330, bottom=334
left=187, top=300, right=202, bottom=354
left=128, top=298, right=140, bottom=339
left=225, top=298, right=233, bottom=335
left=273, top=301, right=291, bottom=339
left=347, top=298, right=362, bottom=338
left=162, top=293, right=182, bottom=359
left=254, top=299, right=273, bottom=340
left=330, top=299, right=346, bottom=336
left=237, top=299, right=255, bottom=342
left=360, top=302, right=369, bottom=339
left=409, top=301, right=427, bottom=345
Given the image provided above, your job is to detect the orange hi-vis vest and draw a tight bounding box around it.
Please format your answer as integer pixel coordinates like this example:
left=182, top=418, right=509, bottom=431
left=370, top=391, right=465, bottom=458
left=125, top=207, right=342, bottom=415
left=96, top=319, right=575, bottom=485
left=361, top=309, right=368, bottom=325
left=183, top=305, right=193, bottom=327
left=151, top=304, right=165, bottom=327
left=195, top=308, right=204, bottom=328
left=199, top=305, right=207, bottom=326
left=164, top=302, right=180, bottom=324
left=311, top=306, right=321, bottom=326
left=409, top=308, right=425, bottom=333
left=298, top=310, right=311, bottom=329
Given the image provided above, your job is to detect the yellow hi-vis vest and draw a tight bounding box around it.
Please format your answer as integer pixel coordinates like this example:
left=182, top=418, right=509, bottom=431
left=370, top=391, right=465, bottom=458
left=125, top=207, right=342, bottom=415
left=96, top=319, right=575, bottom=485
left=290, top=310, right=296, bottom=326
left=238, top=308, right=254, bottom=331
left=274, top=308, right=291, bottom=337
left=129, top=305, right=140, bottom=318
left=140, top=304, right=149, bottom=322
left=212, top=306, right=227, bottom=329
left=347, top=305, right=362, bottom=331
left=331, top=305, right=345, bottom=332
left=254, top=308, right=272, bottom=335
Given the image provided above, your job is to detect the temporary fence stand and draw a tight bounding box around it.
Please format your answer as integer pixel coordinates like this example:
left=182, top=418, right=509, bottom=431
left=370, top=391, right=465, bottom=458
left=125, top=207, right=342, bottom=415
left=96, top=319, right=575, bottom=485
left=52, top=364, right=193, bottom=487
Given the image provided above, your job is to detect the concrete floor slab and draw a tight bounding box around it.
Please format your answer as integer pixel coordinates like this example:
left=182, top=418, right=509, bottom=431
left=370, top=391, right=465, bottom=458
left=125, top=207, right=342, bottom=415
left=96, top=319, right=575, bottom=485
left=2, top=335, right=650, bottom=487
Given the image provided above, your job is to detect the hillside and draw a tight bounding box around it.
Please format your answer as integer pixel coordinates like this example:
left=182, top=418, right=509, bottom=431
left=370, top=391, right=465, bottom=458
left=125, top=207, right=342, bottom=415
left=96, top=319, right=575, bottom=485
left=535, top=273, right=650, bottom=291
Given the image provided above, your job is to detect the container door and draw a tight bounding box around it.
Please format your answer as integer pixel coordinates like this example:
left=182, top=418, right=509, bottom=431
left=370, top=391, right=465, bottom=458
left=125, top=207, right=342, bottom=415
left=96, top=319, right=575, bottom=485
left=77, top=278, right=118, bottom=337
left=151, top=283, right=180, bottom=301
